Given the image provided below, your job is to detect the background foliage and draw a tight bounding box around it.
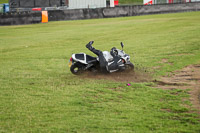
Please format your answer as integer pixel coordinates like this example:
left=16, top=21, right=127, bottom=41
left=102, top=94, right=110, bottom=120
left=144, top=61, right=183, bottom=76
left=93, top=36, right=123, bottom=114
left=0, top=0, right=8, bottom=4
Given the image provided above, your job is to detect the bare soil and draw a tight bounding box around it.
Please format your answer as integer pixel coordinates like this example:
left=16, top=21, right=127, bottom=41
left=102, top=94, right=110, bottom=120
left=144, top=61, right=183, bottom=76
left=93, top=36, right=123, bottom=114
left=81, top=69, right=152, bottom=83
left=155, top=64, right=200, bottom=114
left=81, top=64, right=200, bottom=113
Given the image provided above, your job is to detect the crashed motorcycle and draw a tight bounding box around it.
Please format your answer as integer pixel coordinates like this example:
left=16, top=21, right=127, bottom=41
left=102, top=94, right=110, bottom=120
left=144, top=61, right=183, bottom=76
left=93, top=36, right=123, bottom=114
left=68, top=42, right=134, bottom=75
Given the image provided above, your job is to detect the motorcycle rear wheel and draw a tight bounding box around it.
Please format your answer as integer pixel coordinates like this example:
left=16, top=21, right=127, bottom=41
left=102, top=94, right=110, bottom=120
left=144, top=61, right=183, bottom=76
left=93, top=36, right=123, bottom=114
left=70, top=62, right=83, bottom=75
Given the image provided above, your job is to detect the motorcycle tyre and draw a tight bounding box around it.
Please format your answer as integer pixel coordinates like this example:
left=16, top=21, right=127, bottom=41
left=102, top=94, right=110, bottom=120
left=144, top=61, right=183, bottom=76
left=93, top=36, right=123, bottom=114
left=70, top=62, right=84, bottom=75
left=125, top=63, right=134, bottom=72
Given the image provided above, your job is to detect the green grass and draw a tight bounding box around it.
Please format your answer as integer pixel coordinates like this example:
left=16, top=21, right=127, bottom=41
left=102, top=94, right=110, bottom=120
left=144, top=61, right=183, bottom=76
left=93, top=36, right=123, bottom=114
left=0, top=0, right=8, bottom=4
left=118, top=0, right=143, bottom=5
left=1, top=12, right=200, bottom=132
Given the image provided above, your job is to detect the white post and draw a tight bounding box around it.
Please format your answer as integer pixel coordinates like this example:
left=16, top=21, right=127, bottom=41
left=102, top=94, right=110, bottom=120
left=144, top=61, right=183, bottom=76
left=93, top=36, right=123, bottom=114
left=110, top=0, right=114, bottom=7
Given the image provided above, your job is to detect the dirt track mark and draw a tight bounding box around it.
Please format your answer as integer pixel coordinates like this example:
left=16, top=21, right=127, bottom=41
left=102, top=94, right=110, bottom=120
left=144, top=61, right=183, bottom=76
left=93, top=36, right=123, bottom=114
left=81, top=69, right=152, bottom=83
left=80, top=64, right=200, bottom=113
left=159, top=58, right=173, bottom=65
left=155, top=64, right=200, bottom=113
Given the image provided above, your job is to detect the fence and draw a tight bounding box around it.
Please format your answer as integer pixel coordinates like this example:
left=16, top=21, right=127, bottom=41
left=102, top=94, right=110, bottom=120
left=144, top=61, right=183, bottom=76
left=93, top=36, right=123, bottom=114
left=1, top=2, right=200, bottom=25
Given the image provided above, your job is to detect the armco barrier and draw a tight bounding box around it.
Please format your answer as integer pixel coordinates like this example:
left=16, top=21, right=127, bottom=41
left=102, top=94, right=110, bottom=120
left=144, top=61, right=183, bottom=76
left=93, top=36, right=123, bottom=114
left=1, top=2, right=200, bottom=25
left=47, top=2, right=200, bottom=21
left=48, top=8, right=104, bottom=21
left=0, top=12, right=41, bottom=25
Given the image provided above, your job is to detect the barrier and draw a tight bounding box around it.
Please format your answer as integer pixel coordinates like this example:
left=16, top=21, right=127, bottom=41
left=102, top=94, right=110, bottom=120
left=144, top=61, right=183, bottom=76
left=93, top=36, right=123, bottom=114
left=114, top=0, right=119, bottom=6
left=48, top=2, right=200, bottom=21
left=0, top=12, right=42, bottom=25
left=42, top=11, right=48, bottom=23
left=32, top=8, right=42, bottom=11
left=1, top=2, right=200, bottom=25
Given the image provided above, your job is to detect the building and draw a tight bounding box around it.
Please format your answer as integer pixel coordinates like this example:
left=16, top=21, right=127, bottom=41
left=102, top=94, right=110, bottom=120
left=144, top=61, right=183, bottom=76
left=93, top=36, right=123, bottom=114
left=9, top=0, right=108, bottom=10
left=68, top=0, right=106, bottom=9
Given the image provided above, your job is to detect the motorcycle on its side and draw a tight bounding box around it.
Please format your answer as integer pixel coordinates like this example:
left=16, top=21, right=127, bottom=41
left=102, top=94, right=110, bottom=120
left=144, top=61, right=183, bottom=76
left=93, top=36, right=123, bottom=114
left=68, top=42, right=134, bottom=75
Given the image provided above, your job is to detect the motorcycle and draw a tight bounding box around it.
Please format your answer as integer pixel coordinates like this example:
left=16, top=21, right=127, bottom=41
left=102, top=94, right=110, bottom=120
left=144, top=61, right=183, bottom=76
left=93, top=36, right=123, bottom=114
left=68, top=42, right=134, bottom=75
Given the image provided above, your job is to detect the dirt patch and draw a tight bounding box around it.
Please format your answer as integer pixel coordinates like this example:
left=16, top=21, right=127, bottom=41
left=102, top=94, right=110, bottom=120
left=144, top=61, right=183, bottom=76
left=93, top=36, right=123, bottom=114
left=152, top=66, right=161, bottom=69
left=168, top=53, right=194, bottom=56
left=155, top=64, right=200, bottom=114
left=81, top=69, right=153, bottom=83
left=159, top=58, right=173, bottom=65
left=161, top=58, right=169, bottom=63
left=80, top=64, right=200, bottom=113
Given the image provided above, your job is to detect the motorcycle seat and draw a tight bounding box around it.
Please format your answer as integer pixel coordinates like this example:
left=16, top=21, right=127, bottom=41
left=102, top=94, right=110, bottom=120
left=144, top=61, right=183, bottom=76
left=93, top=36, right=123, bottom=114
left=86, top=55, right=97, bottom=63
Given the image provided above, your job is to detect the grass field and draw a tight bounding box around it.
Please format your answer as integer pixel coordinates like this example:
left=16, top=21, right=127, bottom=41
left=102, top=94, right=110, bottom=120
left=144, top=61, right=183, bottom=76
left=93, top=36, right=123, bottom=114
left=119, top=0, right=143, bottom=5
left=1, top=12, right=200, bottom=132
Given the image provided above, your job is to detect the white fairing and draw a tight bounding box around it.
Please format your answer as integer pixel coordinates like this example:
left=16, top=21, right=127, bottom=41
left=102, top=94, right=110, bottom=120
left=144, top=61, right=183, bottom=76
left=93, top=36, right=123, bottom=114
left=102, top=51, right=113, bottom=62
left=72, top=53, right=88, bottom=64
left=116, top=49, right=130, bottom=62
left=72, top=48, right=130, bottom=65
left=116, top=49, right=125, bottom=57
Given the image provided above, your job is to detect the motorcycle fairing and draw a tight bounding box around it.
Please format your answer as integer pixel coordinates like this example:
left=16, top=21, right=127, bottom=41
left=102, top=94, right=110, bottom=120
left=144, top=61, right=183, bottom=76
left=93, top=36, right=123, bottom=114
left=102, top=51, right=113, bottom=62
left=72, top=53, right=87, bottom=64
left=75, top=54, right=84, bottom=60
left=116, top=49, right=130, bottom=63
left=86, top=55, right=97, bottom=63
left=72, top=53, right=97, bottom=64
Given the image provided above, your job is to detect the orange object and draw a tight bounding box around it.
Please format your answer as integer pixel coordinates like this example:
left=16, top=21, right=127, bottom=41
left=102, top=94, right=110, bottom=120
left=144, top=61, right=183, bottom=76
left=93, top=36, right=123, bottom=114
left=42, top=11, right=48, bottom=23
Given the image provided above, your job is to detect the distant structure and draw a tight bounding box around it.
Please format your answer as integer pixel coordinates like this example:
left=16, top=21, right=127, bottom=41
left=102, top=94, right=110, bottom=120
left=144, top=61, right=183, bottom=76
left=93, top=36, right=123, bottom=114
left=69, top=0, right=106, bottom=9
left=9, top=0, right=65, bottom=9
left=144, top=0, right=200, bottom=5
left=9, top=0, right=109, bottom=11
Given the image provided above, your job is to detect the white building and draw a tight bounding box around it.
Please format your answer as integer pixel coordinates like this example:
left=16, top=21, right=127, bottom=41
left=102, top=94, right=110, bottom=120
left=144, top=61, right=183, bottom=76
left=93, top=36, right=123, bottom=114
left=68, top=0, right=107, bottom=9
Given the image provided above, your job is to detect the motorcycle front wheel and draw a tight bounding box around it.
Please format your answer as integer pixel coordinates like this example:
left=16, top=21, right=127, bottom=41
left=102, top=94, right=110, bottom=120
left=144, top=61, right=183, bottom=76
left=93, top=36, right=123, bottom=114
left=125, top=63, right=134, bottom=72
left=70, top=62, right=84, bottom=75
